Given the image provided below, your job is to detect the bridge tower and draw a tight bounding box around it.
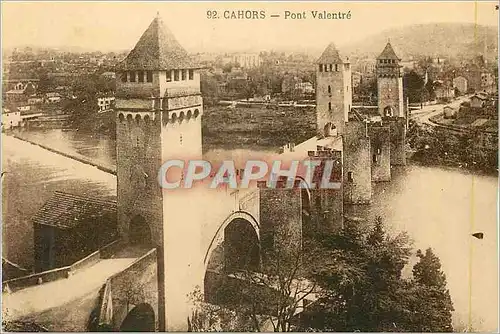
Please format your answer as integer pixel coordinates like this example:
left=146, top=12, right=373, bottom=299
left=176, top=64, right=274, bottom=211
left=315, top=43, right=352, bottom=137
left=377, top=41, right=404, bottom=118
left=115, top=14, right=203, bottom=331
left=376, top=42, right=407, bottom=165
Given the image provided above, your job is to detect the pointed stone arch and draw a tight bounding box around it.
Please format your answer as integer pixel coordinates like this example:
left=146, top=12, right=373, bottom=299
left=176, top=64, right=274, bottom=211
left=119, top=303, right=155, bottom=332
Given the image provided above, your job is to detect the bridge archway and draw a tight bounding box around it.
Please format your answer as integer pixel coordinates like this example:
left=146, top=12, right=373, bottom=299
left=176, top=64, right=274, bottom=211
left=119, top=303, right=155, bottom=332
left=204, top=211, right=260, bottom=269
left=203, top=211, right=260, bottom=304
left=295, top=176, right=312, bottom=214
left=224, top=218, right=260, bottom=273
left=129, top=215, right=151, bottom=246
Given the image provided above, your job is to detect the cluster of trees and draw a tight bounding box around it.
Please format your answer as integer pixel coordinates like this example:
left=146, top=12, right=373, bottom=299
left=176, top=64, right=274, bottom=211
left=302, top=218, right=453, bottom=332
left=408, top=119, right=498, bottom=173
left=63, top=73, right=115, bottom=131
left=403, top=70, right=435, bottom=103
left=189, top=217, right=455, bottom=332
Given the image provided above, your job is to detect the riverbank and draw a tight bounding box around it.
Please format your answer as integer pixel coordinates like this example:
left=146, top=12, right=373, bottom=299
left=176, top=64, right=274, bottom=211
left=407, top=120, right=498, bottom=176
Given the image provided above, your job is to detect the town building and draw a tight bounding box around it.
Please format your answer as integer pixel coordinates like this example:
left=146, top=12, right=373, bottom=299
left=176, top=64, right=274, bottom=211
left=97, top=95, right=115, bottom=112
left=4, top=80, right=37, bottom=102
left=33, top=192, right=117, bottom=273
left=1, top=107, right=21, bottom=130
left=28, top=96, right=44, bottom=105
left=453, top=76, right=468, bottom=94
left=294, top=81, right=314, bottom=95
left=434, top=80, right=455, bottom=101
left=471, top=93, right=488, bottom=109
left=481, top=72, right=496, bottom=94
left=232, top=53, right=262, bottom=68
left=351, top=71, right=362, bottom=88
left=45, top=92, right=61, bottom=103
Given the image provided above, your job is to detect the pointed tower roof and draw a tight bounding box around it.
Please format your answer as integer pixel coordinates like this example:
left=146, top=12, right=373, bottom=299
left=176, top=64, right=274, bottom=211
left=316, top=43, right=344, bottom=64
left=377, top=42, right=400, bottom=60
left=117, top=15, right=199, bottom=70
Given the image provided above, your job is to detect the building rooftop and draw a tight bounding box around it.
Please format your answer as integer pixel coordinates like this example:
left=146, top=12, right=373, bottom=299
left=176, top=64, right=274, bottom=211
left=32, top=191, right=117, bottom=229
left=316, top=43, right=344, bottom=64
left=116, top=14, right=200, bottom=71
left=377, top=42, right=401, bottom=60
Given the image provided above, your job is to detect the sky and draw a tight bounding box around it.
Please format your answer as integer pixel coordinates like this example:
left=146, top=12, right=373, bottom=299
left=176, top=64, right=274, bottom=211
left=1, top=1, right=499, bottom=53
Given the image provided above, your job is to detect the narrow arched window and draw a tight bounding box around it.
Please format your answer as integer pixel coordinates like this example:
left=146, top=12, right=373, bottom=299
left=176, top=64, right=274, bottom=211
left=328, top=85, right=331, bottom=94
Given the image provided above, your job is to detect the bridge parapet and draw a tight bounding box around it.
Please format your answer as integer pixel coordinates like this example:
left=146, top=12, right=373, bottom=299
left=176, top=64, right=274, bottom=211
left=2, top=240, right=126, bottom=294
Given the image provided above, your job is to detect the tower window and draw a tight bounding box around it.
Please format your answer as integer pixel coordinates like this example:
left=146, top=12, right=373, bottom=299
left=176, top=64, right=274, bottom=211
left=138, top=71, right=144, bottom=83
left=166, top=70, right=172, bottom=82
left=174, top=70, right=179, bottom=81
left=319, top=64, right=323, bottom=72
left=373, top=154, right=378, bottom=163
left=347, top=172, right=353, bottom=182
left=329, top=64, right=333, bottom=72
left=328, top=85, right=331, bottom=94
left=335, top=64, right=338, bottom=71
left=328, top=102, right=332, bottom=111
left=129, top=71, right=136, bottom=82
left=121, top=72, right=127, bottom=82
left=181, top=69, right=186, bottom=80
left=188, top=69, right=194, bottom=80
left=146, top=71, right=153, bottom=82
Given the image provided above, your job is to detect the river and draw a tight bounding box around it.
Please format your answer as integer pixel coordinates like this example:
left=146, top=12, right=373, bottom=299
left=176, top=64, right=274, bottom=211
left=1, top=129, right=497, bottom=331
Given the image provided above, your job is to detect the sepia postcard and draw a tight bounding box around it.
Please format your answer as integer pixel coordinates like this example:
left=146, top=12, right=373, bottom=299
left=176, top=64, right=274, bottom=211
left=1, top=1, right=498, bottom=332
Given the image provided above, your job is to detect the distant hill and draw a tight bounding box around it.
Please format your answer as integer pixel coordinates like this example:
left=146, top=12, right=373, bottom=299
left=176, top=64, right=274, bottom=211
left=342, top=23, right=498, bottom=61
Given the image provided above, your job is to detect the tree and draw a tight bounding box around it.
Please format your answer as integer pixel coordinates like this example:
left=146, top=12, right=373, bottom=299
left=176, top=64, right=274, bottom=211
left=306, top=217, right=413, bottom=332
left=403, top=71, right=425, bottom=103
left=200, top=74, right=220, bottom=107
left=408, top=248, right=454, bottom=332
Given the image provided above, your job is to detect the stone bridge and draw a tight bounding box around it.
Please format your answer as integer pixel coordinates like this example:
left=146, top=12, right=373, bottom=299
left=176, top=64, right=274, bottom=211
left=2, top=133, right=345, bottom=331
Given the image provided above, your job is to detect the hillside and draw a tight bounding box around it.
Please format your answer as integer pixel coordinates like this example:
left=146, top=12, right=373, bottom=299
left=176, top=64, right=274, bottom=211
left=343, top=23, right=498, bottom=61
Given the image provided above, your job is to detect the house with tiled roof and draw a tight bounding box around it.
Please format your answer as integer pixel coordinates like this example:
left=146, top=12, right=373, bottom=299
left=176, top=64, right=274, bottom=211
left=32, top=191, right=117, bottom=273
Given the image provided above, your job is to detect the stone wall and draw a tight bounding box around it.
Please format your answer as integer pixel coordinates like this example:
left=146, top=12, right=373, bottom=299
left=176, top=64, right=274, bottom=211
left=343, top=121, right=372, bottom=204
left=258, top=184, right=302, bottom=267
left=104, top=249, right=159, bottom=331
left=368, top=124, right=391, bottom=181
left=308, top=149, right=343, bottom=233
left=116, top=112, right=164, bottom=248
left=388, top=118, right=407, bottom=166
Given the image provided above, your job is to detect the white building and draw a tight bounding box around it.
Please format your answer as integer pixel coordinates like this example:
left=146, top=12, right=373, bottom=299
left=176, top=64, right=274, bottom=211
left=2, top=108, right=21, bottom=130
left=232, top=53, right=262, bottom=68
left=45, top=92, right=61, bottom=103
left=97, top=96, right=115, bottom=112
left=294, top=82, right=315, bottom=94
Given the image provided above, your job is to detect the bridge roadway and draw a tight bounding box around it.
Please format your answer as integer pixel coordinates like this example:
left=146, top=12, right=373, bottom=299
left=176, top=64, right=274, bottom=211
left=2, top=245, right=151, bottom=331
